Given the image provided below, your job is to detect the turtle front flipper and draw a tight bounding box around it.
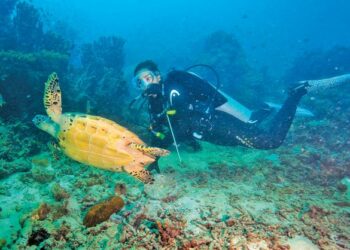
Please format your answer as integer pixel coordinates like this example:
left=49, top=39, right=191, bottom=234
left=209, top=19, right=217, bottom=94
left=44, top=72, right=62, bottom=123
left=126, top=168, right=154, bottom=184
left=129, top=143, right=170, bottom=157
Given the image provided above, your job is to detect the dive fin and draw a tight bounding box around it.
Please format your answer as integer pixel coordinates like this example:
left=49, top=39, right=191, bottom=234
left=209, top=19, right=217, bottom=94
left=305, top=73, right=350, bottom=92
left=265, top=101, right=314, bottom=117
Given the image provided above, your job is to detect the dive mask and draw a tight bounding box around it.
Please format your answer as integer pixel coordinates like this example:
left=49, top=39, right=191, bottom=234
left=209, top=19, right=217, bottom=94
left=133, top=70, right=157, bottom=91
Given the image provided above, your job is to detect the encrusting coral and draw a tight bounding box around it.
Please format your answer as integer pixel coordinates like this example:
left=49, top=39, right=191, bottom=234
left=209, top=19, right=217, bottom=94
left=31, top=203, right=51, bottom=221
left=83, top=196, right=125, bottom=227
left=51, top=183, right=70, bottom=201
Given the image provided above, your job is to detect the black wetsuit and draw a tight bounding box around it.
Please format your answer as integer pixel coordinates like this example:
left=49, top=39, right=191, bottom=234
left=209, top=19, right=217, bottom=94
left=147, top=70, right=306, bottom=150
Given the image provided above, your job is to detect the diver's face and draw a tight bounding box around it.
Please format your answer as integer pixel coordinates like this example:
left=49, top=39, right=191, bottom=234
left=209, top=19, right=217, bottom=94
left=134, top=70, right=161, bottom=90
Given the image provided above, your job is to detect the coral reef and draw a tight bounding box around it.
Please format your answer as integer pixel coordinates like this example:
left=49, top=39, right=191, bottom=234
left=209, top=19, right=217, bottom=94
left=27, top=228, right=50, bottom=247
left=67, top=36, right=129, bottom=120
left=0, top=159, right=31, bottom=179
left=0, top=50, right=70, bottom=121
left=114, top=183, right=127, bottom=196
left=157, top=219, right=185, bottom=246
left=31, top=203, right=51, bottom=221
left=30, top=154, right=55, bottom=183
left=0, top=119, right=41, bottom=179
left=83, top=196, right=125, bottom=227
left=81, top=36, right=125, bottom=74
left=51, top=183, right=70, bottom=201
left=0, top=134, right=349, bottom=249
left=0, top=1, right=72, bottom=121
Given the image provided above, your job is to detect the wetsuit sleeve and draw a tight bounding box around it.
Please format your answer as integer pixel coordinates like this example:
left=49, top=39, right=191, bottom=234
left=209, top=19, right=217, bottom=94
left=147, top=94, right=173, bottom=148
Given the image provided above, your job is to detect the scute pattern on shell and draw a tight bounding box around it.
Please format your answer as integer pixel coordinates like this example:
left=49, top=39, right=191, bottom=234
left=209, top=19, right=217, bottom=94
left=57, top=113, right=155, bottom=175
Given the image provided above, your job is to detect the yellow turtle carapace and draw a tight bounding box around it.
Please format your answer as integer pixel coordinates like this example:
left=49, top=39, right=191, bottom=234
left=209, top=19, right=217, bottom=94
left=33, top=73, right=169, bottom=183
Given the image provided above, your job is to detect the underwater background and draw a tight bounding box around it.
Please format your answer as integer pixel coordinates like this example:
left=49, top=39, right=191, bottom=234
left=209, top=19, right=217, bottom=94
left=0, top=0, right=350, bottom=249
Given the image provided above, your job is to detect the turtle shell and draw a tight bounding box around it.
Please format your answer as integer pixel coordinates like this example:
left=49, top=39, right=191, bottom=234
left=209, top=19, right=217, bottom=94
left=57, top=113, right=155, bottom=172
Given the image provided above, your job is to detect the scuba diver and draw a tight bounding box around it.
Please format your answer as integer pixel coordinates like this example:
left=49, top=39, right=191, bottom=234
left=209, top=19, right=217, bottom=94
left=132, top=60, right=350, bottom=171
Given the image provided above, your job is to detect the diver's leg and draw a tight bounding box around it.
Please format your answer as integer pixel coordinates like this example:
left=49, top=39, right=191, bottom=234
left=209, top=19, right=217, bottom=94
left=260, top=86, right=306, bottom=148
left=242, top=73, right=350, bottom=149
left=219, top=90, right=304, bottom=149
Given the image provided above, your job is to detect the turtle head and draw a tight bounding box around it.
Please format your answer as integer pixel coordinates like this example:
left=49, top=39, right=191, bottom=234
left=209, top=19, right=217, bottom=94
left=33, top=115, right=59, bottom=138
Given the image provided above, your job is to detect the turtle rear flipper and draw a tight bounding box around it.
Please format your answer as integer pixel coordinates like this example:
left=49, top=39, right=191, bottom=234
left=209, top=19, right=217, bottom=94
left=127, top=168, right=154, bottom=184
left=44, top=73, right=62, bottom=123
left=129, top=143, right=170, bottom=157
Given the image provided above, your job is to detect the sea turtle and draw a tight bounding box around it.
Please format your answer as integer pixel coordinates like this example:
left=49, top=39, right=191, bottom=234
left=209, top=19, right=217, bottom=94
left=33, top=73, right=169, bottom=183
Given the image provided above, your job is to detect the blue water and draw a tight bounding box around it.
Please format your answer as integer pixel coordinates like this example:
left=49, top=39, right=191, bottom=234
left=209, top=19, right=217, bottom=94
left=32, top=0, right=350, bottom=77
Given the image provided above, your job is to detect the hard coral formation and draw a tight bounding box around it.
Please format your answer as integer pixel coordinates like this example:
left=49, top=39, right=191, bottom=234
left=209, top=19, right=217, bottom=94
left=81, top=36, right=125, bottom=73
left=70, top=36, right=128, bottom=118
left=27, top=228, right=50, bottom=246
left=0, top=238, right=6, bottom=249
left=31, top=154, right=55, bottom=183
left=51, top=183, right=70, bottom=201
left=0, top=50, right=69, bottom=120
left=0, top=1, right=72, bottom=120
left=0, top=120, right=40, bottom=179
left=156, top=219, right=184, bottom=246
left=31, top=203, right=51, bottom=221
left=0, top=159, right=31, bottom=179
left=83, top=196, right=124, bottom=227
left=114, top=182, right=127, bottom=196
